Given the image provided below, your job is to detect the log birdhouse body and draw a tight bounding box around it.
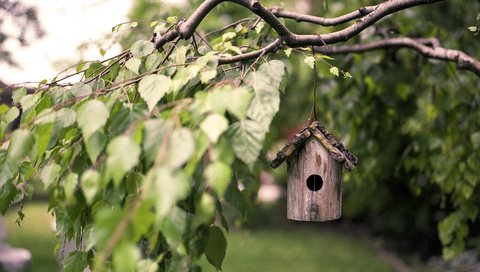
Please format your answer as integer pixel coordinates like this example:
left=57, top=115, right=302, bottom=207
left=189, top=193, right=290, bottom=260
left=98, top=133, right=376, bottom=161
left=271, top=121, right=358, bottom=222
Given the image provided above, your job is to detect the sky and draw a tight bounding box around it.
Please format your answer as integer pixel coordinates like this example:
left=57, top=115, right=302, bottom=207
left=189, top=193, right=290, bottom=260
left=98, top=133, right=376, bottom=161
left=0, top=0, right=132, bottom=84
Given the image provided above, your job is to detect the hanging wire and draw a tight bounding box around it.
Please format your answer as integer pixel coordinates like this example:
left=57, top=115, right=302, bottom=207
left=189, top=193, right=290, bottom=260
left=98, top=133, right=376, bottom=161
left=308, top=45, right=318, bottom=123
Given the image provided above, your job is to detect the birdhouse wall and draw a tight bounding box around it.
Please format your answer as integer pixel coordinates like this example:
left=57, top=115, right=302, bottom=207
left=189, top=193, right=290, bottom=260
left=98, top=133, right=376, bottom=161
left=287, top=138, right=342, bottom=221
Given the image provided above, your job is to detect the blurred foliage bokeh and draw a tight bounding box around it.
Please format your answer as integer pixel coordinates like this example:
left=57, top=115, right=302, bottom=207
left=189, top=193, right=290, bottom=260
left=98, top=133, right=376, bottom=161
left=126, top=0, right=480, bottom=260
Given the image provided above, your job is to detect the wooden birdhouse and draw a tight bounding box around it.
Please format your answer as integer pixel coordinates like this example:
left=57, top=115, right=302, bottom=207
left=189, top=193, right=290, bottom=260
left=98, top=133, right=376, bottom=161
left=271, top=121, right=358, bottom=222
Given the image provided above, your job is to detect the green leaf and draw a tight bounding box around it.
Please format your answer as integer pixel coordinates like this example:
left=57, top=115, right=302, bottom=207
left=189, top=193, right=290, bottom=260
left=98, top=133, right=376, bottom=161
left=224, top=43, right=242, bottom=55
left=70, top=83, right=92, bottom=98
left=85, top=131, right=106, bottom=163
left=205, top=226, right=227, bottom=271
left=255, top=21, right=265, bottom=34
left=206, top=88, right=228, bottom=114
left=36, top=108, right=76, bottom=127
left=36, top=123, right=54, bottom=159
left=153, top=168, right=190, bottom=218
left=143, top=119, right=173, bottom=166
left=34, top=109, right=56, bottom=125
left=113, top=243, right=141, bottom=272
left=200, top=114, right=229, bottom=143
left=191, top=193, right=215, bottom=230
left=205, top=161, right=232, bottom=197
left=64, top=173, right=78, bottom=204
left=107, top=136, right=141, bottom=186
left=229, top=120, right=265, bottom=168
left=226, top=87, right=253, bottom=120
left=75, top=62, right=85, bottom=73
left=8, top=129, right=35, bottom=160
left=40, top=162, right=61, bottom=189
left=138, top=74, right=172, bottom=111
left=0, top=161, right=18, bottom=189
left=4, top=107, right=19, bottom=123
left=76, top=100, right=109, bottom=140
left=176, top=46, right=188, bottom=65
left=160, top=206, right=187, bottom=247
left=470, top=131, right=480, bottom=149
left=320, top=54, right=335, bottom=61
left=63, top=250, right=88, bottom=272
left=167, top=16, right=178, bottom=23
left=125, top=58, right=141, bottom=75
left=19, top=93, right=40, bottom=111
left=0, top=182, right=19, bottom=214
left=221, top=32, right=236, bottom=43
left=50, top=87, right=73, bottom=104
left=58, top=108, right=77, bottom=127
left=0, top=104, right=8, bottom=115
left=130, top=40, right=155, bottom=58
left=200, top=69, right=217, bottom=84
left=12, top=87, right=27, bottom=104
left=329, top=66, right=340, bottom=77
left=168, top=128, right=195, bottom=168
left=144, top=52, right=162, bottom=72
left=246, top=60, right=286, bottom=129
left=81, top=170, right=100, bottom=204
left=304, top=56, right=315, bottom=69
left=171, top=65, right=202, bottom=94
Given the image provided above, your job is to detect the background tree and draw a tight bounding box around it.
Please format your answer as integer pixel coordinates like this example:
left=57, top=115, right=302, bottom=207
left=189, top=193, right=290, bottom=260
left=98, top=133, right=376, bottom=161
left=0, top=0, right=479, bottom=271
left=0, top=0, right=42, bottom=105
left=0, top=0, right=43, bottom=66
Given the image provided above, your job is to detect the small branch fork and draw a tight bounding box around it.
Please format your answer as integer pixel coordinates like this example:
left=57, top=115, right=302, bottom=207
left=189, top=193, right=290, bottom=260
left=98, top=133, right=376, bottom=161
left=151, top=0, right=480, bottom=76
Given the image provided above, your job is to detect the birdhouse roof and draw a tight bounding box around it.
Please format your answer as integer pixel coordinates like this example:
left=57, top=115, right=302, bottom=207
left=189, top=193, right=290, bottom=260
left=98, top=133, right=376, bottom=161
left=271, top=121, right=358, bottom=171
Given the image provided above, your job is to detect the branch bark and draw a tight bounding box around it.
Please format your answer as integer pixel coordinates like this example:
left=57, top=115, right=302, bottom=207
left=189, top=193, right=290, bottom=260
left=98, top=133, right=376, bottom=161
left=315, top=37, right=480, bottom=76
left=269, top=5, right=376, bottom=26
left=153, top=0, right=446, bottom=48
left=150, top=0, right=480, bottom=77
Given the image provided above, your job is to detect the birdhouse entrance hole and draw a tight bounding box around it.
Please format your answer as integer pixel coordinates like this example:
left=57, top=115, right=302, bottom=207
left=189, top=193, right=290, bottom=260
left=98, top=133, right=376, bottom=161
left=306, top=174, right=323, bottom=192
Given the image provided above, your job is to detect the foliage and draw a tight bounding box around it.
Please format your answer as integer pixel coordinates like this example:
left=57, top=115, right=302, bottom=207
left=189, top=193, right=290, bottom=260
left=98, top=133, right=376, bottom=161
left=0, top=13, right=288, bottom=270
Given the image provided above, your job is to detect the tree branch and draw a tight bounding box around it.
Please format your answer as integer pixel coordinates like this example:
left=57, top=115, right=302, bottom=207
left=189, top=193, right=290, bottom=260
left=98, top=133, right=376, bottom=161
left=269, top=5, right=376, bottom=26
left=154, top=0, right=445, bottom=49
left=147, top=0, right=480, bottom=78
left=315, top=37, right=480, bottom=76
left=152, top=0, right=449, bottom=68
left=286, top=0, right=445, bottom=46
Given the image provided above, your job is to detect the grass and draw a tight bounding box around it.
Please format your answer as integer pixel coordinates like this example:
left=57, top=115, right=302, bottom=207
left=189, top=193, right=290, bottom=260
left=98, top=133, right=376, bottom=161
left=3, top=203, right=57, bottom=272
left=200, top=228, right=396, bottom=272
left=4, top=203, right=396, bottom=272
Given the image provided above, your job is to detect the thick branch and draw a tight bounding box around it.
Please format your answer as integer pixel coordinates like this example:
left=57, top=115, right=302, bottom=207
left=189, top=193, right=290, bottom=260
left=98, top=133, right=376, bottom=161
left=286, top=0, right=445, bottom=46
left=270, top=6, right=376, bottom=26
left=315, top=37, right=480, bottom=76
left=149, top=0, right=480, bottom=78
left=154, top=0, right=293, bottom=49
left=154, top=0, right=445, bottom=49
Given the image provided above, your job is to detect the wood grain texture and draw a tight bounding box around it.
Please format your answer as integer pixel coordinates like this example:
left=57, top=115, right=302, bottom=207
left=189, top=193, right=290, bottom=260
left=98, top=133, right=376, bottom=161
left=287, top=138, right=342, bottom=221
